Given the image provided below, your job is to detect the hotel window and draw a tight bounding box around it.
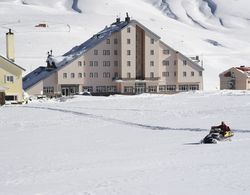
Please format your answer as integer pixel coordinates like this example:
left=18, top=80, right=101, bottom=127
left=127, top=72, right=131, bottom=78
left=151, top=38, right=154, bottom=44
left=94, top=61, right=98, bottom=66
left=127, top=50, right=131, bottom=55
left=114, top=72, right=118, bottom=78
left=199, top=71, right=202, bottom=76
left=94, top=72, right=98, bottom=78
left=183, top=72, right=187, bottom=77
left=183, top=60, right=187, bottom=65
left=106, top=39, right=110, bottom=44
left=162, top=60, right=169, bottom=66
left=174, top=71, right=177, bottom=77
left=89, top=61, right=93, bottom=66
left=43, top=86, right=54, bottom=94
left=103, top=72, right=111, bottom=78
left=159, top=85, right=167, bottom=92
left=78, top=61, right=82, bottom=67
left=167, top=85, right=176, bottom=91
left=103, top=50, right=110, bottom=55
left=114, top=38, right=118, bottom=44
left=148, top=86, right=157, bottom=92
left=78, top=73, right=83, bottom=78
left=163, top=50, right=170, bottom=54
left=179, top=85, right=188, bottom=91
left=191, top=71, right=194, bottom=77
left=127, top=61, right=131, bottom=66
left=150, top=61, right=154, bottom=66
left=124, top=86, right=133, bottom=93
left=162, top=72, right=169, bottom=77
left=114, top=61, right=118, bottom=67
left=63, top=73, right=67, bottom=78
left=83, top=72, right=86, bottom=77
left=90, top=73, right=94, bottom=78
left=94, top=50, right=98, bottom=55
left=127, top=39, right=131, bottom=44
left=71, top=73, right=75, bottom=78
left=127, top=27, right=131, bottom=33
left=103, top=61, right=111, bottom=67
left=107, top=86, right=117, bottom=92
left=150, top=50, right=154, bottom=55
left=150, top=72, right=154, bottom=78
left=174, top=60, right=177, bottom=66
left=114, top=50, right=118, bottom=55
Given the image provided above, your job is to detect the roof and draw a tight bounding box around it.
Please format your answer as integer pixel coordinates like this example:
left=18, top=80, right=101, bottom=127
left=0, top=55, right=26, bottom=71
left=23, top=20, right=130, bottom=90
left=219, top=66, right=250, bottom=78
left=176, top=52, right=204, bottom=71
left=236, top=66, right=250, bottom=77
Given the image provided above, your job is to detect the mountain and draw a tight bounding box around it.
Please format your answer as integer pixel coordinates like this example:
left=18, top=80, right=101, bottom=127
left=1, top=0, right=250, bottom=89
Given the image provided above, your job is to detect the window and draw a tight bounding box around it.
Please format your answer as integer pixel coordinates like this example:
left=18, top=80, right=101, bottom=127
left=174, top=71, right=177, bottom=77
left=162, top=60, right=169, bottom=66
left=248, top=80, right=250, bottom=84
left=114, top=61, right=118, bottom=67
left=107, top=86, right=117, bottom=92
left=162, top=72, right=169, bottom=77
left=94, top=61, right=98, bottom=66
left=151, top=38, right=154, bottom=44
left=114, top=38, right=118, bottom=44
left=127, top=72, right=131, bottom=78
left=159, top=85, right=167, bottom=92
left=43, top=86, right=54, bottom=94
left=71, top=73, right=75, bottom=78
left=103, top=72, right=111, bottom=78
left=189, top=85, right=199, bottom=90
left=150, top=72, right=154, bottom=78
left=183, top=60, right=187, bottom=65
left=167, top=85, right=176, bottom=91
left=127, top=39, right=131, bottom=44
left=114, top=50, right=118, bottom=55
left=103, top=50, right=110, bottom=55
left=163, top=50, right=170, bottom=54
left=199, top=71, right=202, bottom=76
left=94, top=50, right=98, bottom=55
left=106, top=39, right=110, bottom=44
left=78, top=73, right=83, bottom=78
left=5, top=75, right=14, bottom=83
left=183, top=72, right=187, bottom=77
left=127, top=50, right=131, bottom=55
left=103, top=61, right=111, bottom=66
left=179, top=85, right=188, bottom=91
left=148, top=86, right=157, bottom=92
left=150, top=50, right=154, bottom=55
left=96, top=86, right=106, bottom=93
left=191, top=71, right=194, bottom=77
left=78, top=61, right=82, bottom=67
left=127, top=61, right=131, bottom=66
left=89, top=61, right=93, bottom=66
left=90, top=72, right=94, bottom=78
left=83, top=72, right=86, bottom=77
left=82, top=86, right=93, bottom=92
left=94, top=72, right=98, bottom=78
left=174, top=60, right=177, bottom=66
left=124, top=86, right=133, bottom=93
left=5, top=95, right=17, bottom=101
left=127, top=27, right=131, bottom=33
left=150, top=61, right=154, bottom=66
left=114, top=72, right=118, bottom=78
left=63, top=73, right=67, bottom=78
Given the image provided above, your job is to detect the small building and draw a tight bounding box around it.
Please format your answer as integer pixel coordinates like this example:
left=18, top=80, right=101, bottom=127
left=0, top=29, right=26, bottom=104
left=23, top=15, right=204, bottom=96
left=219, top=66, right=250, bottom=90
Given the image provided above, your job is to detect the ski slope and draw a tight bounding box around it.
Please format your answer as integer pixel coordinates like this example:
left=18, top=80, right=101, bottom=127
left=1, top=91, right=250, bottom=195
left=1, top=0, right=250, bottom=89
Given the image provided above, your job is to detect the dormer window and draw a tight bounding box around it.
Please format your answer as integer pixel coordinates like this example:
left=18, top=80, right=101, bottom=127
left=127, top=27, right=131, bottom=33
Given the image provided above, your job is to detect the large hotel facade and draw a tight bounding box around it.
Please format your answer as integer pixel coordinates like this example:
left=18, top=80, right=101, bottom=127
left=23, top=15, right=204, bottom=96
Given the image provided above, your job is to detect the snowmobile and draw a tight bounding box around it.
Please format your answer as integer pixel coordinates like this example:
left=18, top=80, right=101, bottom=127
left=201, top=127, right=234, bottom=144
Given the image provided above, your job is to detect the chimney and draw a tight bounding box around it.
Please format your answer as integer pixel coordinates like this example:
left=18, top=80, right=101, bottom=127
left=6, top=29, right=15, bottom=62
left=116, top=17, right=121, bottom=23
left=125, top=12, right=130, bottom=22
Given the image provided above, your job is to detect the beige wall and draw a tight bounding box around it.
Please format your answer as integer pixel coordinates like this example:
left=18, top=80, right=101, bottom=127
left=0, top=57, right=24, bottom=102
left=220, top=67, right=249, bottom=90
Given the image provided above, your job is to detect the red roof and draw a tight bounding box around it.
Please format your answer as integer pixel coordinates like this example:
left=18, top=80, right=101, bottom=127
left=236, top=66, right=250, bottom=72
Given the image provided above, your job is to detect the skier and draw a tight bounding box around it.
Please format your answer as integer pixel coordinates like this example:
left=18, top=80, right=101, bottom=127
left=211, top=121, right=231, bottom=136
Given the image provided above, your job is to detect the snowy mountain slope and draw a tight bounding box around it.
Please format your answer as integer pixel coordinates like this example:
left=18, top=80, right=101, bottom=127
left=1, top=0, right=250, bottom=89
left=1, top=91, right=250, bottom=195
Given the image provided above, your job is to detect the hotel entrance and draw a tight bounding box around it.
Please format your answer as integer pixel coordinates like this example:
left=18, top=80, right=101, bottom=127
left=135, top=82, right=146, bottom=94
left=61, top=85, right=79, bottom=96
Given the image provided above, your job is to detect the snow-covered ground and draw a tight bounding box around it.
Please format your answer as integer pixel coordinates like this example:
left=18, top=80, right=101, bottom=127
left=1, top=0, right=250, bottom=89
left=1, top=91, right=250, bottom=195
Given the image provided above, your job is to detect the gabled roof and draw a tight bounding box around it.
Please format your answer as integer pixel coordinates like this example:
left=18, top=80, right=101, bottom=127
left=0, top=55, right=26, bottom=71
left=176, top=52, right=204, bottom=71
left=219, top=66, right=250, bottom=78
left=23, top=20, right=130, bottom=90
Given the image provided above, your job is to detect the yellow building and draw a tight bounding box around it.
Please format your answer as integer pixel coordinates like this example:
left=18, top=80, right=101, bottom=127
left=0, top=55, right=25, bottom=103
